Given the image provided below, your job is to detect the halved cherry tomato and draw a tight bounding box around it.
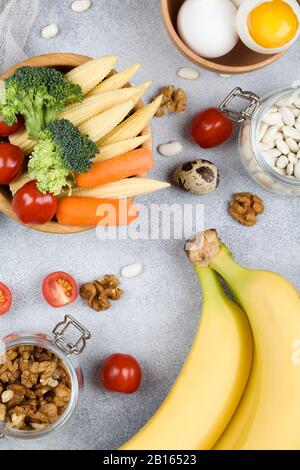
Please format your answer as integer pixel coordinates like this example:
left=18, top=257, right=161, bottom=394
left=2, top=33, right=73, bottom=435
left=42, top=271, right=78, bottom=308
left=12, top=180, right=58, bottom=225
left=0, top=115, right=24, bottom=136
left=100, top=353, right=142, bottom=394
left=0, top=283, right=12, bottom=316
left=190, top=107, right=233, bottom=148
left=0, top=142, right=24, bottom=184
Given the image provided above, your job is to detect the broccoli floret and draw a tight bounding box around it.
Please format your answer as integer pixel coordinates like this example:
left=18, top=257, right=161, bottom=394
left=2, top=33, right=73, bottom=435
left=28, top=119, right=98, bottom=195
left=0, top=66, right=82, bottom=138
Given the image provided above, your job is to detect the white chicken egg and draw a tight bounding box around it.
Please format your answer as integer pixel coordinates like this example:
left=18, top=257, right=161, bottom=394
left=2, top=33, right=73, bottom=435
left=177, top=0, right=239, bottom=59
left=237, top=0, right=300, bottom=54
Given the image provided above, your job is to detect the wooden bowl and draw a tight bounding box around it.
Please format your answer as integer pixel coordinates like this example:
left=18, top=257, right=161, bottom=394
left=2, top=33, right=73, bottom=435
left=161, top=0, right=294, bottom=74
left=0, top=53, right=152, bottom=234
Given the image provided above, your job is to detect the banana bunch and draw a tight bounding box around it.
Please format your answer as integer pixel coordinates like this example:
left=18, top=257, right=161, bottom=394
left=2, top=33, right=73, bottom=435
left=122, top=229, right=300, bottom=450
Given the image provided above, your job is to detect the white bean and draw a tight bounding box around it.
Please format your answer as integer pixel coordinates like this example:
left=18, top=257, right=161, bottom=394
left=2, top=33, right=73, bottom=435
left=286, top=137, right=298, bottom=152
left=274, top=167, right=287, bottom=175
left=291, top=108, right=300, bottom=117
left=158, top=141, right=183, bottom=157
left=297, top=150, right=300, bottom=159
left=268, top=106, right=278, bottom=113
left=279, top=107, right=295, bottom=126
left=294, top=121, right=300, bottom=131
left=259, top=122, right=268, bottom=141
left=276, top=155, right=289, bottom=169
left=275, top=139, right=289, bottom=155
left=178, top=67, right=199, bottom=80
left=287, top=163, right=294, bottom=176
left=282, top=126, right=300, bottom=140
left=288, top=153, right=298, bottom=164
left=121, top=263, right=143, bottom=278
left=275, top=132, right=284, bottom=140
left=294, top=161, right=300, bottom=179
left=293, top=94, right=300, bottom=108
left=262, top=112, right=283, bottom=126
left=262, top=125, right=278, bottom=144
left=277, top=96, right=294, bottom=107
left=260, top=142, right=273, bottom=151
left=264, top=148, right=281, bottom=159
left=41, top=23, right=58, bottom=38
left=71, top=0, right=91, bottom=12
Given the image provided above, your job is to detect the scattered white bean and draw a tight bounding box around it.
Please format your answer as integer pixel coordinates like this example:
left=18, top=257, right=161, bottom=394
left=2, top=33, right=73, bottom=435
left=262, top=112, right=282, bottom=126
left=288, top=153, right=298, bottom=165
left=218, top=73, right=232, bottom=78
left=178, top=67, right=199, bottom=80
left=279, top=107, right=295, bottom=126
left=287, top=163, right=294, bottom=176
left=41, top=23, right=58, bottom=39
left=262, top=125, right=278, bottom=144
left=276, top=155, right=289, bottom=169
left=282, top=125, right=300, bottom=140
left=275, top=139, right=289, bottom=155
left=286, top=137, right=298, bottom=152
left=71, top=0, right=91, bottom=12
left=121, top=263, right=143, bottom=279
left=294, top=161, right=300, bottom=179
left=158, top=141, right=183, bottom=157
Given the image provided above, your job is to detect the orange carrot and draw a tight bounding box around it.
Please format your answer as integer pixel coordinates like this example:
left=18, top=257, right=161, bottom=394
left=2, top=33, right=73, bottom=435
left=76, top=148, right=153, bottom=188
left=56, top=197, right=138, bottom=227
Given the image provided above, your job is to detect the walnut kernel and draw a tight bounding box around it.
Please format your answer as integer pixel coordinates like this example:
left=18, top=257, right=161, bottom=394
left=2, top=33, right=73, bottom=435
left=229, top=192, right=264, bottom=227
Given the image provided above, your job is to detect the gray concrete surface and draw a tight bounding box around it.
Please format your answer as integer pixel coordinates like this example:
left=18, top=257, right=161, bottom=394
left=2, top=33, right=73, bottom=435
left=0, top=0, right=299, bottom=449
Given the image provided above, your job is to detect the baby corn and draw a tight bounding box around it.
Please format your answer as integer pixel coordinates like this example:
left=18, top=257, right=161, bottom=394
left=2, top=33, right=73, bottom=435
left=88, top=64, right=141, bottom=96
left=95, top=135, right=150, bottom=163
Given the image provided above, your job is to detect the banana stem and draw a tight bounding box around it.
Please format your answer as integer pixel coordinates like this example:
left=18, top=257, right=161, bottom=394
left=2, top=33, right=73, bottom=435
left=194, top=265, right=225, bottom=304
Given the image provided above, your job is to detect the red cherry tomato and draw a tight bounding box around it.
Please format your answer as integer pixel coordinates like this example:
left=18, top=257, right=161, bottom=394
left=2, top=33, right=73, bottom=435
left=0, top=142, right=24, bottom=184
left=190, top=107, right=233, bottom=148
left=100, top=353, right=142, bottom=394
left=0, top=115, right=24, bottom=136
left=0, top=283, right=12, bottom=316
left=12, top=180, right=58, bottom=225
left=42, top=272, right=78, bottom=308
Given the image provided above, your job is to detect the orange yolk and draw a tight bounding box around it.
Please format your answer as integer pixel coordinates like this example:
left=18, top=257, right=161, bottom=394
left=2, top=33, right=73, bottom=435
left=248, top=0, right=299, bottom=48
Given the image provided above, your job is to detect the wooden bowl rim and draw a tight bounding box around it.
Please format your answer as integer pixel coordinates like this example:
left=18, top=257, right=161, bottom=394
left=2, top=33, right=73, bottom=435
left=0, top=53, right=152, bottom=234
left=160, top=0, right=284, bottom=74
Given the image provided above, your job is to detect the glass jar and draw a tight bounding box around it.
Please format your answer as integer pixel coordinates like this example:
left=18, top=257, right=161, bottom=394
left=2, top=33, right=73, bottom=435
left=219, top=87, right=300, bottom=196
left=0, top=315, right=91, bottom=440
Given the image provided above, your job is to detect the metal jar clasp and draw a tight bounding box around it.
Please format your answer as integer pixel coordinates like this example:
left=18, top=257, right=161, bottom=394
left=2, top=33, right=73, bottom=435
left=52, top=315, right=91, bottom=357
left=219, top=87, right=260, bottom=123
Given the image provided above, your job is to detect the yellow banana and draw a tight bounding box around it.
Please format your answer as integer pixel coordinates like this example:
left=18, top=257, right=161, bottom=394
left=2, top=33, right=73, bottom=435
left=121, top=266, right=253, bottom=450
left=187, top=229, right=300, bottom=450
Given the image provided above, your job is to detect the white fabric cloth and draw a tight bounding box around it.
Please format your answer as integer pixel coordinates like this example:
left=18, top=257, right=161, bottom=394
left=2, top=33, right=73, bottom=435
left=0, top=0, right=40, bottom=72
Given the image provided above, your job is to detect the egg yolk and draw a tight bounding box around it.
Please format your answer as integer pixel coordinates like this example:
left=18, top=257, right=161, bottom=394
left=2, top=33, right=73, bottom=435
left=248, top=0, right=299, bottom=48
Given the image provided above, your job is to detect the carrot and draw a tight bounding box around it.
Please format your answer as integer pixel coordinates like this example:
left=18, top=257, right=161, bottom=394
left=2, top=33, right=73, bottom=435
left=56, top=197, right=138, bottom=227
left=76, top=148, right=153, bottom=188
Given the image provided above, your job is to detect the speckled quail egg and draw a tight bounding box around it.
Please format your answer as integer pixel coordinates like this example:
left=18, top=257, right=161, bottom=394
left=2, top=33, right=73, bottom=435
left=173, top=160, right=220, bottom=195
left=237, top=0, right=300, bottom=54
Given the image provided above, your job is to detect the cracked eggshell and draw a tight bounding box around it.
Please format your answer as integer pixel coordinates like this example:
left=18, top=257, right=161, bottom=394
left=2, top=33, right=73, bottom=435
left=173, top=160, right=219, bottom=195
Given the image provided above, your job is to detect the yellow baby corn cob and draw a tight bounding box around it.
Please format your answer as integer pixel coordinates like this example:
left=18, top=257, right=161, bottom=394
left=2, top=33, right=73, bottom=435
left=88, top=64, right=141, bottom=96
left=98, top=95, right=162, bottom=145
left=71, top=178, right=170, bottom=199
left=95, top=135, right=150, bottom=163
left=9, top=131, right=36, bottom=155
left=66, top=55, right=118, bottom=95
left=78, top=98, right=136, bottom=143
left=9, top=172, right=31, bottom=195
left=59, top=86, right=145, bottom=125
left=9, top=86, right=147, bottom=154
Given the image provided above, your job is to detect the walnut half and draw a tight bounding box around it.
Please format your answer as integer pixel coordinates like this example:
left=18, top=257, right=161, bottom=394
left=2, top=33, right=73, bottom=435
left=80, top=274, right=123, bottom=312
left=229, top=192, right=264, bottom=227
left=155, top=86, right=187, bottom=117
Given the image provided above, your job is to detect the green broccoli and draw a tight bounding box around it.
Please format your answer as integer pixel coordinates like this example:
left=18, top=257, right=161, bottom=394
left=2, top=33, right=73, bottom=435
left=28, top=119, right=98, bottom=195
left=0, top=66, right=82, bottom=138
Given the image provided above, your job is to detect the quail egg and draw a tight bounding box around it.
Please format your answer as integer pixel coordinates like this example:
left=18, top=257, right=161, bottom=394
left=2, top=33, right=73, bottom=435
left=173, top=160, right=220, bottom=195
left=237, top=0, right=300, bottom=54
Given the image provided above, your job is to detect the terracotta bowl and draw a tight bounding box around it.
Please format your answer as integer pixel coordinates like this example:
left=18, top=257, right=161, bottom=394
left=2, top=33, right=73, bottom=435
left=0, top=53, right=152, bottom=234
left=161, top=0, right=299, bottom=74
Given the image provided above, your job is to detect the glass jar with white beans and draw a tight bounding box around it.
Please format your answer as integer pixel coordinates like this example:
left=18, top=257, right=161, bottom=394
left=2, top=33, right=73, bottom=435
left=219, top=87, right=300, bottom=196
